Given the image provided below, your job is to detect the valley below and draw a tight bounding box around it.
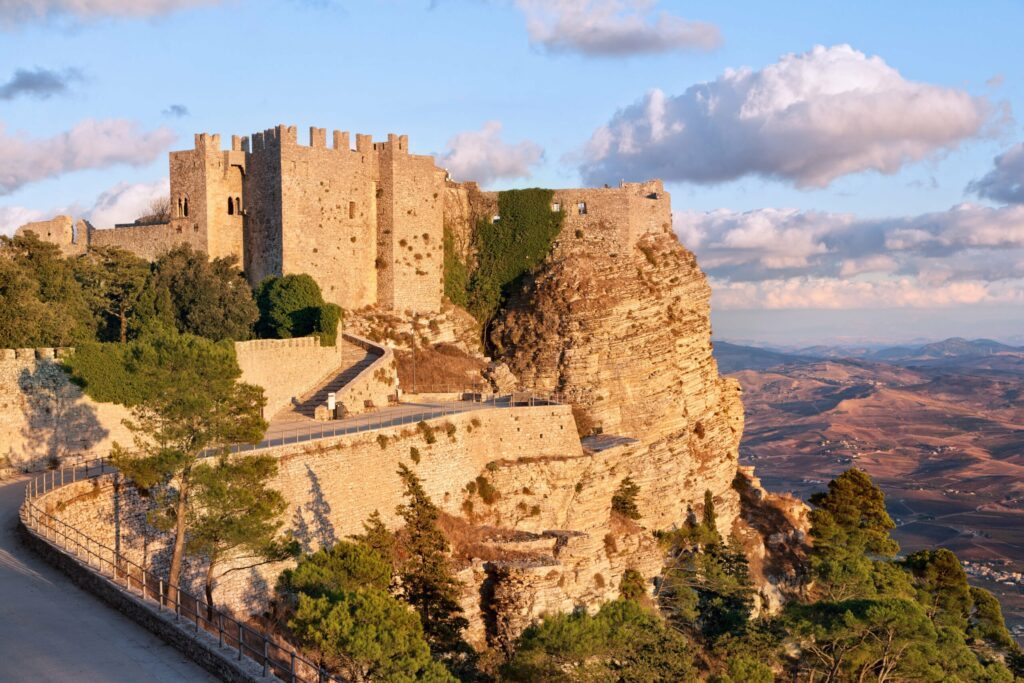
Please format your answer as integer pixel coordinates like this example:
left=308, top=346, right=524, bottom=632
left=717, top=339, right=1024, bottom=640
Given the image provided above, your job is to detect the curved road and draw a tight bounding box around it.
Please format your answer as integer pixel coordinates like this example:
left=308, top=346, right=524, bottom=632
left=0, top=476, right=217, bottom=682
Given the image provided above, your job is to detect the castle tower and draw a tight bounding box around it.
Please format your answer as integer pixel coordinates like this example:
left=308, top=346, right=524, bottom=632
left=375, top=133, right=445, bottom=313
left=168, top=133, right=246, bottom=263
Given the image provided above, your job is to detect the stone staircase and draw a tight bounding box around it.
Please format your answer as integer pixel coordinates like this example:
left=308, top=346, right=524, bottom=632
left=273, top=340, right=380, bottom=422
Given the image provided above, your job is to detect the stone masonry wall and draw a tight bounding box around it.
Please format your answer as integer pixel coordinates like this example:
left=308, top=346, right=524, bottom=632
left=278, top=126, right=379, bottom=310
left=88, top=223, right=198, bottom=261
left=0, top=349, right=133, bottom=471
left=333, top=333, right=397, bottom=416
left=233, top=336, right=347, bottom=420
left=15, top=216, right=87, bottom=256
left=40, top=404, right=582, bottom=613
left=377, top=137, right=445, bottom=313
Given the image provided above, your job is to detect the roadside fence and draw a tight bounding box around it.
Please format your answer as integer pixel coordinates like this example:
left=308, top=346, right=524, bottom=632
left=21, top=458, right=343, bottom=683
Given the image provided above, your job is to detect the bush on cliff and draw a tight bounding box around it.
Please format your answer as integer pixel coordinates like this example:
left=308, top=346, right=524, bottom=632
left=466, top=189, right=563, bottom=324
left=443, top=226, right=469, bottom=309
left=277, top=541, right=454, bottom=682
left=256, top=273, right=342, bottom=345
left=502, top=598, right=698, bottom=682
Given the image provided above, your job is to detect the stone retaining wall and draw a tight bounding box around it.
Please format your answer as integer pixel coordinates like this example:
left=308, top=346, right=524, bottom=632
left=234, top=336, right=347, bottom=419
left=333, top=332, right=397, bottom=415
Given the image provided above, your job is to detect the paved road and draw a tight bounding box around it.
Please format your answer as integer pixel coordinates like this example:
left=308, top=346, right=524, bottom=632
left=0, top=476, right=217, bottom=683
left=255, top=396, right=523, bottom=450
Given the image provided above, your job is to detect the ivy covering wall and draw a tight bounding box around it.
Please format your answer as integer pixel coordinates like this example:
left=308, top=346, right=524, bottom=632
left=462, top=188, right=564, bottom=324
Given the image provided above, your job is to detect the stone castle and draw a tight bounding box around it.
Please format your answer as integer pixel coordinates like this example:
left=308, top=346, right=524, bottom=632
left=17, top=124, right=671, bottom=314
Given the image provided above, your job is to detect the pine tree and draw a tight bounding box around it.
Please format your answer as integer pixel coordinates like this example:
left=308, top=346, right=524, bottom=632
left=187, top=454, right=294, bottom=618
left=394, top=464, right=473, bottom=675
left=611, top=477, right=642, bottom=519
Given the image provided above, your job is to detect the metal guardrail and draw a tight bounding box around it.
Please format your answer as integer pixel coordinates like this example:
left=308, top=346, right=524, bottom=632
left=20, top=458, right=342, bottom=683
left=233, top=391, right=566, bottom=454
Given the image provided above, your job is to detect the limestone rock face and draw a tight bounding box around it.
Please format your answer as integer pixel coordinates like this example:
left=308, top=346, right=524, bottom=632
left=471, top=227, right=807, bottom=637
left=492, top=231, right=735, bottom=447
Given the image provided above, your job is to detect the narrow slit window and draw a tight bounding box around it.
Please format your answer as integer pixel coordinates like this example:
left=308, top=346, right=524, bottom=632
left=349, top=201, right=356, bottom=219
left=227, top=198, right=234, bottom=215
left=183, top=197, right=189, bottom=217
left=235, top=197, right=241, bottom=214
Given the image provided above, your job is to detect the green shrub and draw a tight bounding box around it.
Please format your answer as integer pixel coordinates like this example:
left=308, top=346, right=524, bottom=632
left=442, top=226, right=469, bottom=308
left=417, top=420, right=437, bottom=445
left=409, top=446, right=421, bottom=464
left=63, top=342, right=150, bottom=406
left=377, top=434, right=389, bottom=450
left=313, top=303, right=342, bottom=346
left=467, top=189, right=563, bottom=323
left=255, top=274, right=329, bottom=339
left=475, top=475, right=499, bottom=505
left=612, top=477, right=641, bottom=520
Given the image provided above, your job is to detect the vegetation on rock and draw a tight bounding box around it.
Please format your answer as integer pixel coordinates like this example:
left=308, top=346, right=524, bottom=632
left=465, top=189, right=563, bottom=324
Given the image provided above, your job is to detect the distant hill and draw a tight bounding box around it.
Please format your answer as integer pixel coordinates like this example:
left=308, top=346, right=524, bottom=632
left=871, top=337, right=1022, bottom=362
left=712, top=341, right=809, bottom=373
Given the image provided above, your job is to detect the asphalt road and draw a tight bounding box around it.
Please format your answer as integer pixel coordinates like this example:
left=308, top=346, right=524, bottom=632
left=0, top=476, right=217, bottom=683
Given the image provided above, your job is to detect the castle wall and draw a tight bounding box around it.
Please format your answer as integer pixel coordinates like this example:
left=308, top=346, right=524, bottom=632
left=243, top=128, right=284, bottom=285
left=233, top=335, right=348, bottom=419
left=551, top=180, right=671, bottom=253
left=0, top=348, right=133, bottom=471
left=204, top=147, right=246, bottom=263
left=14, top=216, right=87, bottom=257
left=277, top=126, right=378, bottom=310
left=88, top=223, right=193, bottom=261
left=376, top=136, right=445, bottom=313
left=40, top=404, right=582, bottom=614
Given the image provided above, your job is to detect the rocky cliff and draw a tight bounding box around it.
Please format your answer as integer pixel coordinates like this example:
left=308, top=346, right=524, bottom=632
left=464, top=218, right=808, bottom=640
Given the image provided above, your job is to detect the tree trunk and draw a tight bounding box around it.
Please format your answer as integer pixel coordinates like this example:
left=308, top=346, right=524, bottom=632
left=167, top=475, right=190, bottom=607
left=205, top=559, right=217, bottom=623
left=119, top=308, right=128, bottom=344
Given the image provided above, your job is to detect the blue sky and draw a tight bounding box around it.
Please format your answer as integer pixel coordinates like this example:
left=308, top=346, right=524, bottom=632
left=1, top=0, right=1023, bottom=345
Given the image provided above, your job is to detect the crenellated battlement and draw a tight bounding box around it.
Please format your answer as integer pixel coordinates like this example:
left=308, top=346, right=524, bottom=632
left=15, top=120, right=670, bottom=319
left=0, top=347, right=73, bottom=361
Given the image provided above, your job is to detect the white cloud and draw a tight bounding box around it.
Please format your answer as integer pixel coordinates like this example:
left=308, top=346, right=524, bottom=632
left=968, top=142, right=1024, bottom=204
left=86, top=179, right=169, bottom=227
left=0, top=118, right=175, bottom=195
left=711, top=276, right=1024, bottom=310
left=438, top=121, right=543, bottom=186
left=678, top=203, right=1024, bottom=310
left=515, top=0, right=720, bottom=56
left=0, top=205, right=48, bottom=236
left=0, top=0, right=222, bottom=25
left=838, top=255, right=898, bottom=278
left=0, top=178, right=167, bottom=236
left=581, top=44, right=999, bottom=188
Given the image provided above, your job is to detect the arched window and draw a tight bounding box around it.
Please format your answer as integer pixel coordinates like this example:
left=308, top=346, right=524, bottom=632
left=235, top=197, right=241, bottom=215
left=183, top=197, right=189, bottom=217
left=177, top=197, right=183, bottom=218
left=227, top=197, right=234, bottom=215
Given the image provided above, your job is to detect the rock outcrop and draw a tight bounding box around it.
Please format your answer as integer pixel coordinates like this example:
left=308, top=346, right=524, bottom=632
left=468, top=220, right=808, bottom=635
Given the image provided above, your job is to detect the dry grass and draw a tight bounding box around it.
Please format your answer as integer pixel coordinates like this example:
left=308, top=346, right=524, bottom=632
left=438, top=513, right=544, bottom=567
left=395, top=343, right=486, bottom=391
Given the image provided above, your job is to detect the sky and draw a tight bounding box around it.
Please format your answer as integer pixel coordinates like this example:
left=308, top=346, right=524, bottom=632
left=1, top=0, right=1023, bottom=346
